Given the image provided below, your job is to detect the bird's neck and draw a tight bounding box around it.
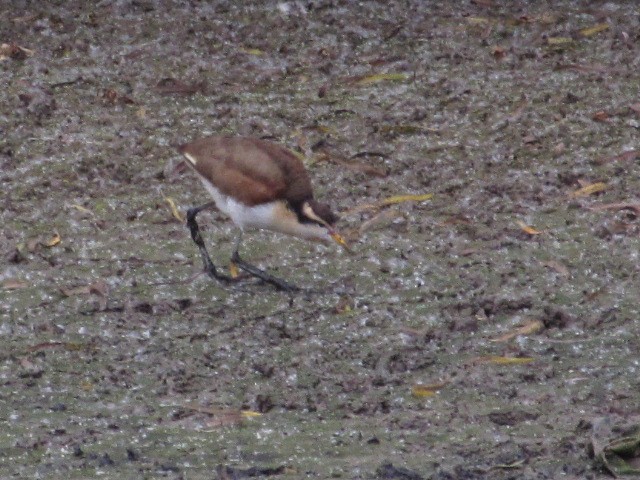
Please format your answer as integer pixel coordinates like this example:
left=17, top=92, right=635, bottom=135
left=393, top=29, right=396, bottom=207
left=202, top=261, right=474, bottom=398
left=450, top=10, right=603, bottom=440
left=270, top=202, right=332, bottom=243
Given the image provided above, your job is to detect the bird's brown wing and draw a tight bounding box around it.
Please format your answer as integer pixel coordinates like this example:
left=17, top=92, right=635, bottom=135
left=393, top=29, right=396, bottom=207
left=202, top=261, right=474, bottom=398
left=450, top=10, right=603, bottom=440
left=180, top=136, right=313, bottom=207
left=251, top=138, right=314, bottom=206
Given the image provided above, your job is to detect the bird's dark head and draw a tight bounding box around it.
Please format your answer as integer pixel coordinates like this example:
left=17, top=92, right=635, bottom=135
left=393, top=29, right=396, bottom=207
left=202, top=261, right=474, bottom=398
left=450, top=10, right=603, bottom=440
left=301, top=200, right=349, bottom=250
left=302, top=200, right=339, bottom=226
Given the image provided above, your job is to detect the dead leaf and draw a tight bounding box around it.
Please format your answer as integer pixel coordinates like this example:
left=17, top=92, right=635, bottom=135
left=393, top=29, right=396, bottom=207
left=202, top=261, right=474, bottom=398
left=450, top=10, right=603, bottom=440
left=493, top=459, right=526, bottom=470
left=490, top=319, right=545, bottom=342
left=165, top=197, right=185, bottom=222
left=240, top=47, right=264, bottom=56
left=570, top=182, right=607, bottom=197
left=349, top=72, right=408, bottom=85
left=228, top=261, right=240, bottom=279
left=591, top=110, right=609, bottom=122
left=516, top=221, right=545, bottom=235
left=466, top=17, right=491, bottom=26
left=546, top=37, right=573, bottom=46
left=579, top=23, right=609, bottom=37
left=43, top=232, right=61, bottom=247
left=475, top=356, right=535, bottom=365
left=383, top=194, right=433, bottom=206
left=11, top=14, right=38, bottom=24
left=411, top=382, right=446, bottom=398
left=183, top=403, right=261, bottom=429
left=630, top=103, right=640, bottom=114
left=69, top=204, right=95, bottom=216
left=2, top=279, right=28, bottom=290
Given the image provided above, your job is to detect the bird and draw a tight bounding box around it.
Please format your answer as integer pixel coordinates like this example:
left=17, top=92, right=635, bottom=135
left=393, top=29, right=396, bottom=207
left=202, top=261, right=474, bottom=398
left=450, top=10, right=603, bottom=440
left=178, top=135, right=348, bottom=291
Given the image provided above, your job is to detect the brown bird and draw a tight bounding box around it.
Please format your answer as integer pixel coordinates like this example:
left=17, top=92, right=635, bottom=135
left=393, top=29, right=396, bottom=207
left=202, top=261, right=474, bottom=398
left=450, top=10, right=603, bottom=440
left=178, top=135, right=348, bottom=291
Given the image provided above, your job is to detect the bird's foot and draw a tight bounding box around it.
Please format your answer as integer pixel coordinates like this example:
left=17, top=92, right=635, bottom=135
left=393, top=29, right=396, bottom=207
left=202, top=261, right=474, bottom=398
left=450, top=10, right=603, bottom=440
left=231, top=252, right=300, bottom=292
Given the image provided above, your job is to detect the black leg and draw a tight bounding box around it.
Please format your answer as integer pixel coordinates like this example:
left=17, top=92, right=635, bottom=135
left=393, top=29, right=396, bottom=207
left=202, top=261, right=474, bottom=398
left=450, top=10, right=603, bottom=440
left=231, top=233, right=300, bottom=292
left=186, top=203, right=234, bottom=283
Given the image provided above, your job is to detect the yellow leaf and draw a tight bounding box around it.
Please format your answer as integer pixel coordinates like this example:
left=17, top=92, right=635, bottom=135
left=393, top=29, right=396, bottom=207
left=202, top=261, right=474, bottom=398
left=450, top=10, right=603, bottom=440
left=467, top=16, right=491, bottom=25
left=165, top=197, right=185, bottom=222
left=381, top=193, right=434, bottom=206
left=570, top=182, right=607, bottom=197
left=229, top=261, right=240, bottom=279
left=411, top=382, right=446, bottom=398
left=411, top=386, right=436, bottom=398
left=70, top=204, right=94, bottom=215
left=339, top=303, right=352, bottom=313
left=240, top=410, right=262, bottom=418
left=516, top=221, right=544, bottom=235
left=315, top=125, right=335, bottom=135
left=547, top=37, right=573, bottom=45
left=241, top=47, right=264, bottom=56
left=480, top=356, right=535, bottom=365
left=355, top=73, right=408, bottom=85
left=490, top=320, right=545, bottom=342
left=44, top=232, right=61, bottom=247
left=579, top=23, right=609, bottom=37
left=378, top=124, right=425, bottom=136
left=288, top=147, right=307, bottom=163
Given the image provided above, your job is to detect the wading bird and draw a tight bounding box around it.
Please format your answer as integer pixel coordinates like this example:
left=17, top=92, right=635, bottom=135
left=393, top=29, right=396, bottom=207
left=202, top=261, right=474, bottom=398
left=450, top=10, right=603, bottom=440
left=178, top=136, right=348, bottom=291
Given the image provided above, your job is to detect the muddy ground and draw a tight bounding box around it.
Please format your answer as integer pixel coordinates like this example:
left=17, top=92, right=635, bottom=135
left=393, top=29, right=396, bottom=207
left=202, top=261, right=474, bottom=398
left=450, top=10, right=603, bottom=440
left=2, top=1, right=640, bottom=479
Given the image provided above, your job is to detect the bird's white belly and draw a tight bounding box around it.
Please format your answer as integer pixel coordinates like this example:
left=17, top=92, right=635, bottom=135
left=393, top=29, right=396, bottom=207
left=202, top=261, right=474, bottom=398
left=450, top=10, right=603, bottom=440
left=200, top=179, right=277, bottom=231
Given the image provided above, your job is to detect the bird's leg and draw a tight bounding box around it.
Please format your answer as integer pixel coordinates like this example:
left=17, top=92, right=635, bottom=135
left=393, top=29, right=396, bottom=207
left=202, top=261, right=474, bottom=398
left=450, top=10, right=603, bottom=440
left=186, top=202, right=234, bottom=283
left=230, top=232, right=300, bottom=292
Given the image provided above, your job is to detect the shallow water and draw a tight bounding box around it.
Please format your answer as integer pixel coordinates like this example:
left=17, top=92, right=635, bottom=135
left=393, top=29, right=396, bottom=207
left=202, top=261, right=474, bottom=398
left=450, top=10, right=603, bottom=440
left=2, top=1, right=639, bottom=478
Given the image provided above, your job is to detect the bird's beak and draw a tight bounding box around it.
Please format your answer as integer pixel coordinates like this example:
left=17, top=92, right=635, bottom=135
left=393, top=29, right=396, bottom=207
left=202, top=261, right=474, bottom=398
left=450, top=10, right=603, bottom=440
left=329, top=230, right=351, bottom=252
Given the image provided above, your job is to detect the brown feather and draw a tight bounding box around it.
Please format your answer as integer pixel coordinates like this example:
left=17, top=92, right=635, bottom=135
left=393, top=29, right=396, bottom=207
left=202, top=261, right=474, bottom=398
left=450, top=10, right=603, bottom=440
left=179, top=136, right=313, bottom=207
